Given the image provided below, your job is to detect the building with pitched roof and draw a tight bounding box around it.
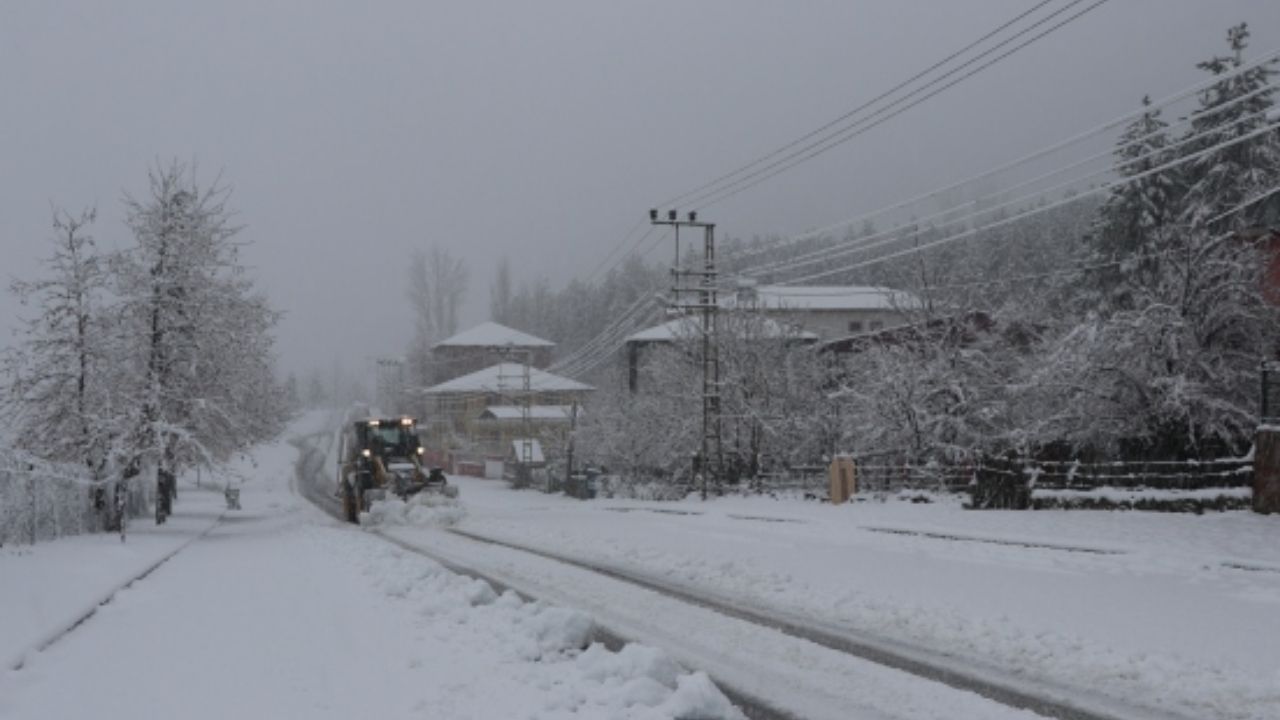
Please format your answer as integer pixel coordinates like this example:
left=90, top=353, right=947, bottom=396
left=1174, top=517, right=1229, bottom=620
left=430, top=321, right=555, bottom=384
left=728, top=284, right=919, bottom=339
left=415, top=362, right=592, bottom=462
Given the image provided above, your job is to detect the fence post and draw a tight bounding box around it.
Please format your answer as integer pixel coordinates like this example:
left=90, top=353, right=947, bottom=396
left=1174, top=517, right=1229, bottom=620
left=1254, top=427, right=1280, bottom=514
left=28, top=472, right=37, bottom=545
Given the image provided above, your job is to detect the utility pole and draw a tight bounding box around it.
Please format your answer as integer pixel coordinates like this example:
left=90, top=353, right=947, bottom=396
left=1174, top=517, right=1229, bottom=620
left=650, top=208, right=722, bottom=499
left=375, top=357, right=404, bottom=415
left=564, top=400, right=579, bottom=488
left=498, top=346, right=534, bottom=483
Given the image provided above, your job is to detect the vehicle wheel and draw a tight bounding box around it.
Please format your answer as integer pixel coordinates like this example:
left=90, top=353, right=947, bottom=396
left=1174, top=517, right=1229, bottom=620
left=342, top=481, right=358, bottom=523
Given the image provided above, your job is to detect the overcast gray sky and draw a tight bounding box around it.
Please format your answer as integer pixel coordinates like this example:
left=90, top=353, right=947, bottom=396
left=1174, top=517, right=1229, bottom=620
left=3, top=0, right=1279, bottom=377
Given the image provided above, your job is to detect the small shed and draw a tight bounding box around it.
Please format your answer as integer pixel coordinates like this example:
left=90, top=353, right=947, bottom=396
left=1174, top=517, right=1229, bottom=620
left=510, top=438, right=545, bottom=467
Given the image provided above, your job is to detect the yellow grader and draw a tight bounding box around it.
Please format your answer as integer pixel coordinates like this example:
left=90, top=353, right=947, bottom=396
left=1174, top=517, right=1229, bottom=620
left=338, top=417, right=456, bottom=523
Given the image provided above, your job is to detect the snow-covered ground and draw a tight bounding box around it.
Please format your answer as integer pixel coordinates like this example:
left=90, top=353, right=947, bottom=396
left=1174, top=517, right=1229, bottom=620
left=10, top=411, right=1275, bottom=719
left=0, top=412, right=743, bottom=720
left=418, top=477, right=1280, bottom=720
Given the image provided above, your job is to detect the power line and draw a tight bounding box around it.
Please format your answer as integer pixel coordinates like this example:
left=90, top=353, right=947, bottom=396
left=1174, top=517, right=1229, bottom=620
left=749, top=102, right=1277, bottom=280
left=729, top=51, right=1280, bottom=268
left=552, top=299, right=664, bottom=377
left=572, top=2, right=1108, bottom=380
left=550, top=293, right=658, bottom=370
left=782, top=118, right=1280, bottom=284
left=685, top=0, right=1113, bottom=211
left=653, top=0, right=1064, bottom=211
left=582, top=218, right=652, bottom=285
left=557, top=300, right=664, bottom=374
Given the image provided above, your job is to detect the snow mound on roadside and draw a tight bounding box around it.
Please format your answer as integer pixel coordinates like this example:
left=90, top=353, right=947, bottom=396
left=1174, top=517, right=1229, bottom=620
left=573, top=643, right=744, bottom=719
left=351, top=531, right=745, bottom=720
left=361, top=492, right=465, bottom=527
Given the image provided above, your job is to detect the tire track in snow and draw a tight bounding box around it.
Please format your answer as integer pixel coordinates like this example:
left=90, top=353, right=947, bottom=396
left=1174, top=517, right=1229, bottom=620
left=442, top=526, right=1177, bottom=720
left=294, top=429, right=1196, bottom=720
left=291, top=434, right=796, bottom=720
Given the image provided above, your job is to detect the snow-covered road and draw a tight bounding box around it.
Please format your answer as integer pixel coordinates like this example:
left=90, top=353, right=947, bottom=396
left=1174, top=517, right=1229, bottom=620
left=410, top=475, right=1280, bottom=720
left=0, top=417, right=742, bottom=720
left=8, top=412, right=1274, bottom=720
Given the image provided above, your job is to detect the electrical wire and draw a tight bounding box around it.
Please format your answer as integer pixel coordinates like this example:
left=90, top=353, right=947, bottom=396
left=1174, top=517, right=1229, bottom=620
left=655, top=0, right=1069, bottom=210
left=750, top=102, right=1277, bottom=280
left=685, top=0, right=1114, bottom=211
left=727, top=46, right=1280, bottom=265
left=782, top=118, right=1280, bottom=284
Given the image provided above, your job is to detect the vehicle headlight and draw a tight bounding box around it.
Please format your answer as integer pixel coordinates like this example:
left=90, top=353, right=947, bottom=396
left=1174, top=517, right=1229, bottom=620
left=416, top=447, right=424, bottom=455
left=361, top=449, right=371, bottom=458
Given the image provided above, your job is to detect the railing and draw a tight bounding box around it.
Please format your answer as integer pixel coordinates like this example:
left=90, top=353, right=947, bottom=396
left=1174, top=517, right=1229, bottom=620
left=740, top=454, right=1252, bottom=510
left=0, top=453, right=100, bottom=546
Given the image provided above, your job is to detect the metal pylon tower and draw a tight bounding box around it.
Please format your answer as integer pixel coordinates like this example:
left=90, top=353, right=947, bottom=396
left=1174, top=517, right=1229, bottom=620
left=498, top=346, right=534, bottom=466
left=650, top=209, right=721, bottom=499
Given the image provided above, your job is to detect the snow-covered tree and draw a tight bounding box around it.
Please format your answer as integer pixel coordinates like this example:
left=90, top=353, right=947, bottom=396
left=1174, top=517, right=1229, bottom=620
left=1, top=207, right=114, bottom=476
left=1087, top=96, right=1181, bottom=311
left=490, top=256, right=514, bottom=323
left=1180, top=23, right=1280, bottom=233
left=405, top=245, right=469, bottom=387
left=113, top=161, right=282, bottom=522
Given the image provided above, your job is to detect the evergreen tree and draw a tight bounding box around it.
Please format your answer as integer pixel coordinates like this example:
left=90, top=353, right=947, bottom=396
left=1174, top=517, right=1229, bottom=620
left=1089, top=96, right=1180, bottom=310
left=1180, top=23, right=1280, bottom=233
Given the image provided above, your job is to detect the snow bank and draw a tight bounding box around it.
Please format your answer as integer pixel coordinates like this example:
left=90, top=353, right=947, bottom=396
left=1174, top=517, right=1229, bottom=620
left=355, top=535, right=745, bottom=719
left=1034, top=486, right=1251, bottom=502
left=1031, top=486, right=1251, bottom=512
left=436, top=475, right=1280, bottom=720
left=361, top=492, right=466, bottom=527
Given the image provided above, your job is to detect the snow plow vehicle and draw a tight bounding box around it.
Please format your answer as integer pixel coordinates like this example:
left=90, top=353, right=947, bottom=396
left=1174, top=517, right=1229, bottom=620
left=338, top=417, right=456, bottom=523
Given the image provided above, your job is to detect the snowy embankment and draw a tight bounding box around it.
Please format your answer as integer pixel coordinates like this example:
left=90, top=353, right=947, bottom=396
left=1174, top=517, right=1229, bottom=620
left=1, top=410, right=745, bottom=720
left=432, top=477, right=1280, bottom=720
left=0, top=410, right=331, bottom=671
left=340, top=529, right=742, bottom=719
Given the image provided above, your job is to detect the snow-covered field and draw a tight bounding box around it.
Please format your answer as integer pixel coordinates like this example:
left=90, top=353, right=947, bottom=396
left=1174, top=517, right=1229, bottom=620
left=419, top=477, right=1280, bottom=720
left=0, top=412, right=743, bottom=720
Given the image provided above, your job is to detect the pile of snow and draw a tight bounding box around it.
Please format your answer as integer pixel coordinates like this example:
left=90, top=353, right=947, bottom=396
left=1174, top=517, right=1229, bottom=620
left=361, top=492, right=466, bottom=527
left=355, top=536, right=744, bottom=719
left=573, top=644, right=741, bottom=719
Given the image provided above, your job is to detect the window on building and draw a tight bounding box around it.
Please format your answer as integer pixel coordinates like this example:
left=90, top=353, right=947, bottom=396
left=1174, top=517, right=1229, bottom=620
left=847, top=321, right=863, bottom=333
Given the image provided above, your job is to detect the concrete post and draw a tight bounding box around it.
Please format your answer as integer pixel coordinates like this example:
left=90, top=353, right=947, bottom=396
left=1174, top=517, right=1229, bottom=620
left=1253, top=428, right=1280, bottom=514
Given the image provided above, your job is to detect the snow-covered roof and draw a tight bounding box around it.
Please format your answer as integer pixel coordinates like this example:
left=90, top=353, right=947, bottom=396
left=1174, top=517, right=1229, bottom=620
left=626, top=315, right=818, bottom=343
left=433, top=321, right=554, bottom=349
left=730, top=285, right=919, bottom=312
left=421, top=363, right=593, bottom=395
left=480, top=405, right=578, bottom=421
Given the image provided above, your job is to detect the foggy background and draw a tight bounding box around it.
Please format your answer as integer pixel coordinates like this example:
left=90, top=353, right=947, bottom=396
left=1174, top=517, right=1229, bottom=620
left=3, top=0, right=1278, bottom=377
